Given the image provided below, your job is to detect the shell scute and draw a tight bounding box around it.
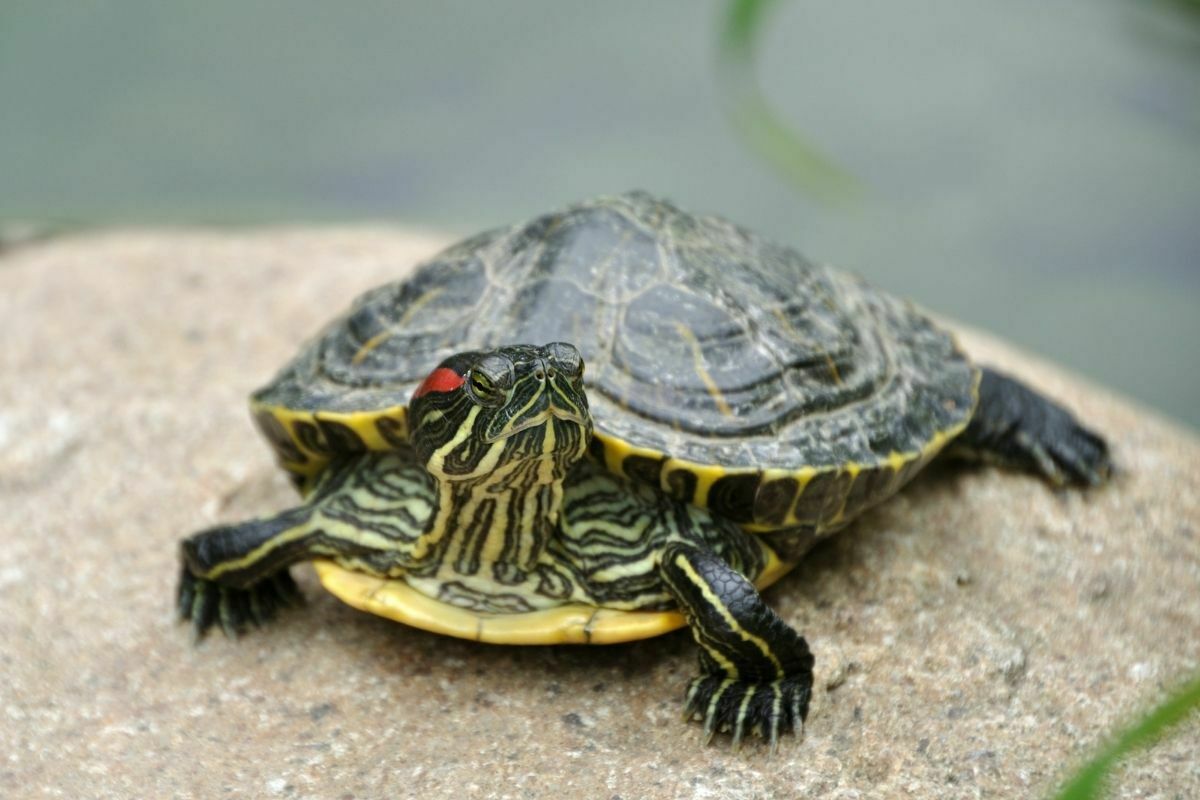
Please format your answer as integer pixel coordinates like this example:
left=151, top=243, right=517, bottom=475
left=252, top=192, right=978, bottom=533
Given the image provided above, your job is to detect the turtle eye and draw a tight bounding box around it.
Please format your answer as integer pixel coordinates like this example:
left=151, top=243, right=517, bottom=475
left=466, top=354, right=515, bottom=407
left=545, top=342, right=584, bottom=382
left=469, top=370, right=498, bottom=402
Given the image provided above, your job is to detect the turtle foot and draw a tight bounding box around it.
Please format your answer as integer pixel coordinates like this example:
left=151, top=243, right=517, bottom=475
left=683, top=672, right=811, bottom=753
left=961, top=368, right=1112, bottom=487
left=1011, top=415, right=1111, bottom=488
left=176, top=567, right=303, bottom=641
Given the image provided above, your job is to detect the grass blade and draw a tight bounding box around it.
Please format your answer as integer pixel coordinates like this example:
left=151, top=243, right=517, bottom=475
left=1051, top=672, right=1200, bottom=799
left=718, top=0, right=860, bottom=203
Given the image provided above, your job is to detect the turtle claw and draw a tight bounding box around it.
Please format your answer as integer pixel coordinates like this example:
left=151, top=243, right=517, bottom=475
left=176, top=567, right=302, bottom=641
left=1049, top=424, right=1111, bottom=487
left=1009, top=415, right=1111, bottom=488
left=683, top=673, right=810, bottom=753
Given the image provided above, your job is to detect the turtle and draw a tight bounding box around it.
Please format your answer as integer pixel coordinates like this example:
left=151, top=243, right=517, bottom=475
left=176, top=191, right=1111, bottom=750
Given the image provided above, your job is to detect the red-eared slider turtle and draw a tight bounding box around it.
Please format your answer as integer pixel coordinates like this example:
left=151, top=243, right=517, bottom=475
left=177, top=192, right=1110, bottom=750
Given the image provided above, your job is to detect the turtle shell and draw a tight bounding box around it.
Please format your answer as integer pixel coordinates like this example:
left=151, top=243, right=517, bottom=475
left=253, top=192, right=978, bottom=532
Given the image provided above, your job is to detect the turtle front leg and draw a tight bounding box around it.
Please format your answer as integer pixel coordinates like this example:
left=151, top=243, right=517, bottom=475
left=955, top=367, right=1112, bottom=487
left=659, top=542, right=814, bottom=752
left=177, top=506, right=314, bottom=640
left=177, top=452, right=434, bottom=640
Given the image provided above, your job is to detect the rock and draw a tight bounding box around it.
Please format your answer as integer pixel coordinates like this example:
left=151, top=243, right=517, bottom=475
left=1, top=229, right=1197, bottom=799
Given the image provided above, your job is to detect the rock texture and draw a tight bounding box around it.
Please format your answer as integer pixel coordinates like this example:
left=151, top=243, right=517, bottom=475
left=1, top=229, right=1197, bottom=799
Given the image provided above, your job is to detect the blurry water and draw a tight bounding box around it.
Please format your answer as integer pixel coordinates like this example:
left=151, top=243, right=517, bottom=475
left=2, top=1, right=1198, bottom=428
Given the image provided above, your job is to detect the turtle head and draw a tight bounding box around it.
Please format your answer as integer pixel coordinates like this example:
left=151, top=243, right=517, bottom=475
left=409, top=342, right=593, bottom=483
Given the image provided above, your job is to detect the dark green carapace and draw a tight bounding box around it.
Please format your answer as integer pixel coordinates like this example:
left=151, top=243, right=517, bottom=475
left=177, top=193, right=1111, bottom=751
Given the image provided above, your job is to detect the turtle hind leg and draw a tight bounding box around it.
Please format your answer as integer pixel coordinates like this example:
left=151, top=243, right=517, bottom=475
left=955, top=367, right=1112, bottom=487
left=660, top=543, right=814, bottom=752
left=177, top=506, right=313, bottom=640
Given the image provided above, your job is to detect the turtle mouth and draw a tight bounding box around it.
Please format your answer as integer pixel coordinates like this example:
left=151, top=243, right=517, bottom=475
left=484, top=407, right=590, bottom=442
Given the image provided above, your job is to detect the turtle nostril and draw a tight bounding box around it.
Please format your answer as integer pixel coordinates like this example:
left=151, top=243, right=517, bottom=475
left=535, top=368, right=546, bottom=381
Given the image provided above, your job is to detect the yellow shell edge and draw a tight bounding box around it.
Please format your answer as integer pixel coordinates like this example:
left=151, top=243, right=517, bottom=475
left=312, top=547, right=793, bottom=646
left=250, top=400, right=409, bottom=480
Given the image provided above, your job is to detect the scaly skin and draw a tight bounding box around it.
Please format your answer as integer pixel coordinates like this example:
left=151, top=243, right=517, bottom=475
left=956, top=368, right=1112, bottom=487
left=660, top=543, right=813, bottom=752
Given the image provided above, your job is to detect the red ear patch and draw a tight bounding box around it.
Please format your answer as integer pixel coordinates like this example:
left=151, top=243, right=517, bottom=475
left=412, top=366, right=465, bottom=400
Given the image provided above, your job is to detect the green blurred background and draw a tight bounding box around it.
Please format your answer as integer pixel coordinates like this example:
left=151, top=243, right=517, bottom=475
left=3, top=1, right=1198, bottom=429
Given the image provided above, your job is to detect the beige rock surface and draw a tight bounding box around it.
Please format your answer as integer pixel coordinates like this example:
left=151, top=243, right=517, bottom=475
left=1, top=229, right=1198, bottom=800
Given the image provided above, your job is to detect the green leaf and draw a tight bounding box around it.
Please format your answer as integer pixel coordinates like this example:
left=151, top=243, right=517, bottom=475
left=718, top=0, right=860, bottom=203
left=1051, top=672, right=1200, bottom=800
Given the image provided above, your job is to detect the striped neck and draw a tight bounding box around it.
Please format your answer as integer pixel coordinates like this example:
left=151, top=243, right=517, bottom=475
left=411, top=455, right=567, bottom=582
